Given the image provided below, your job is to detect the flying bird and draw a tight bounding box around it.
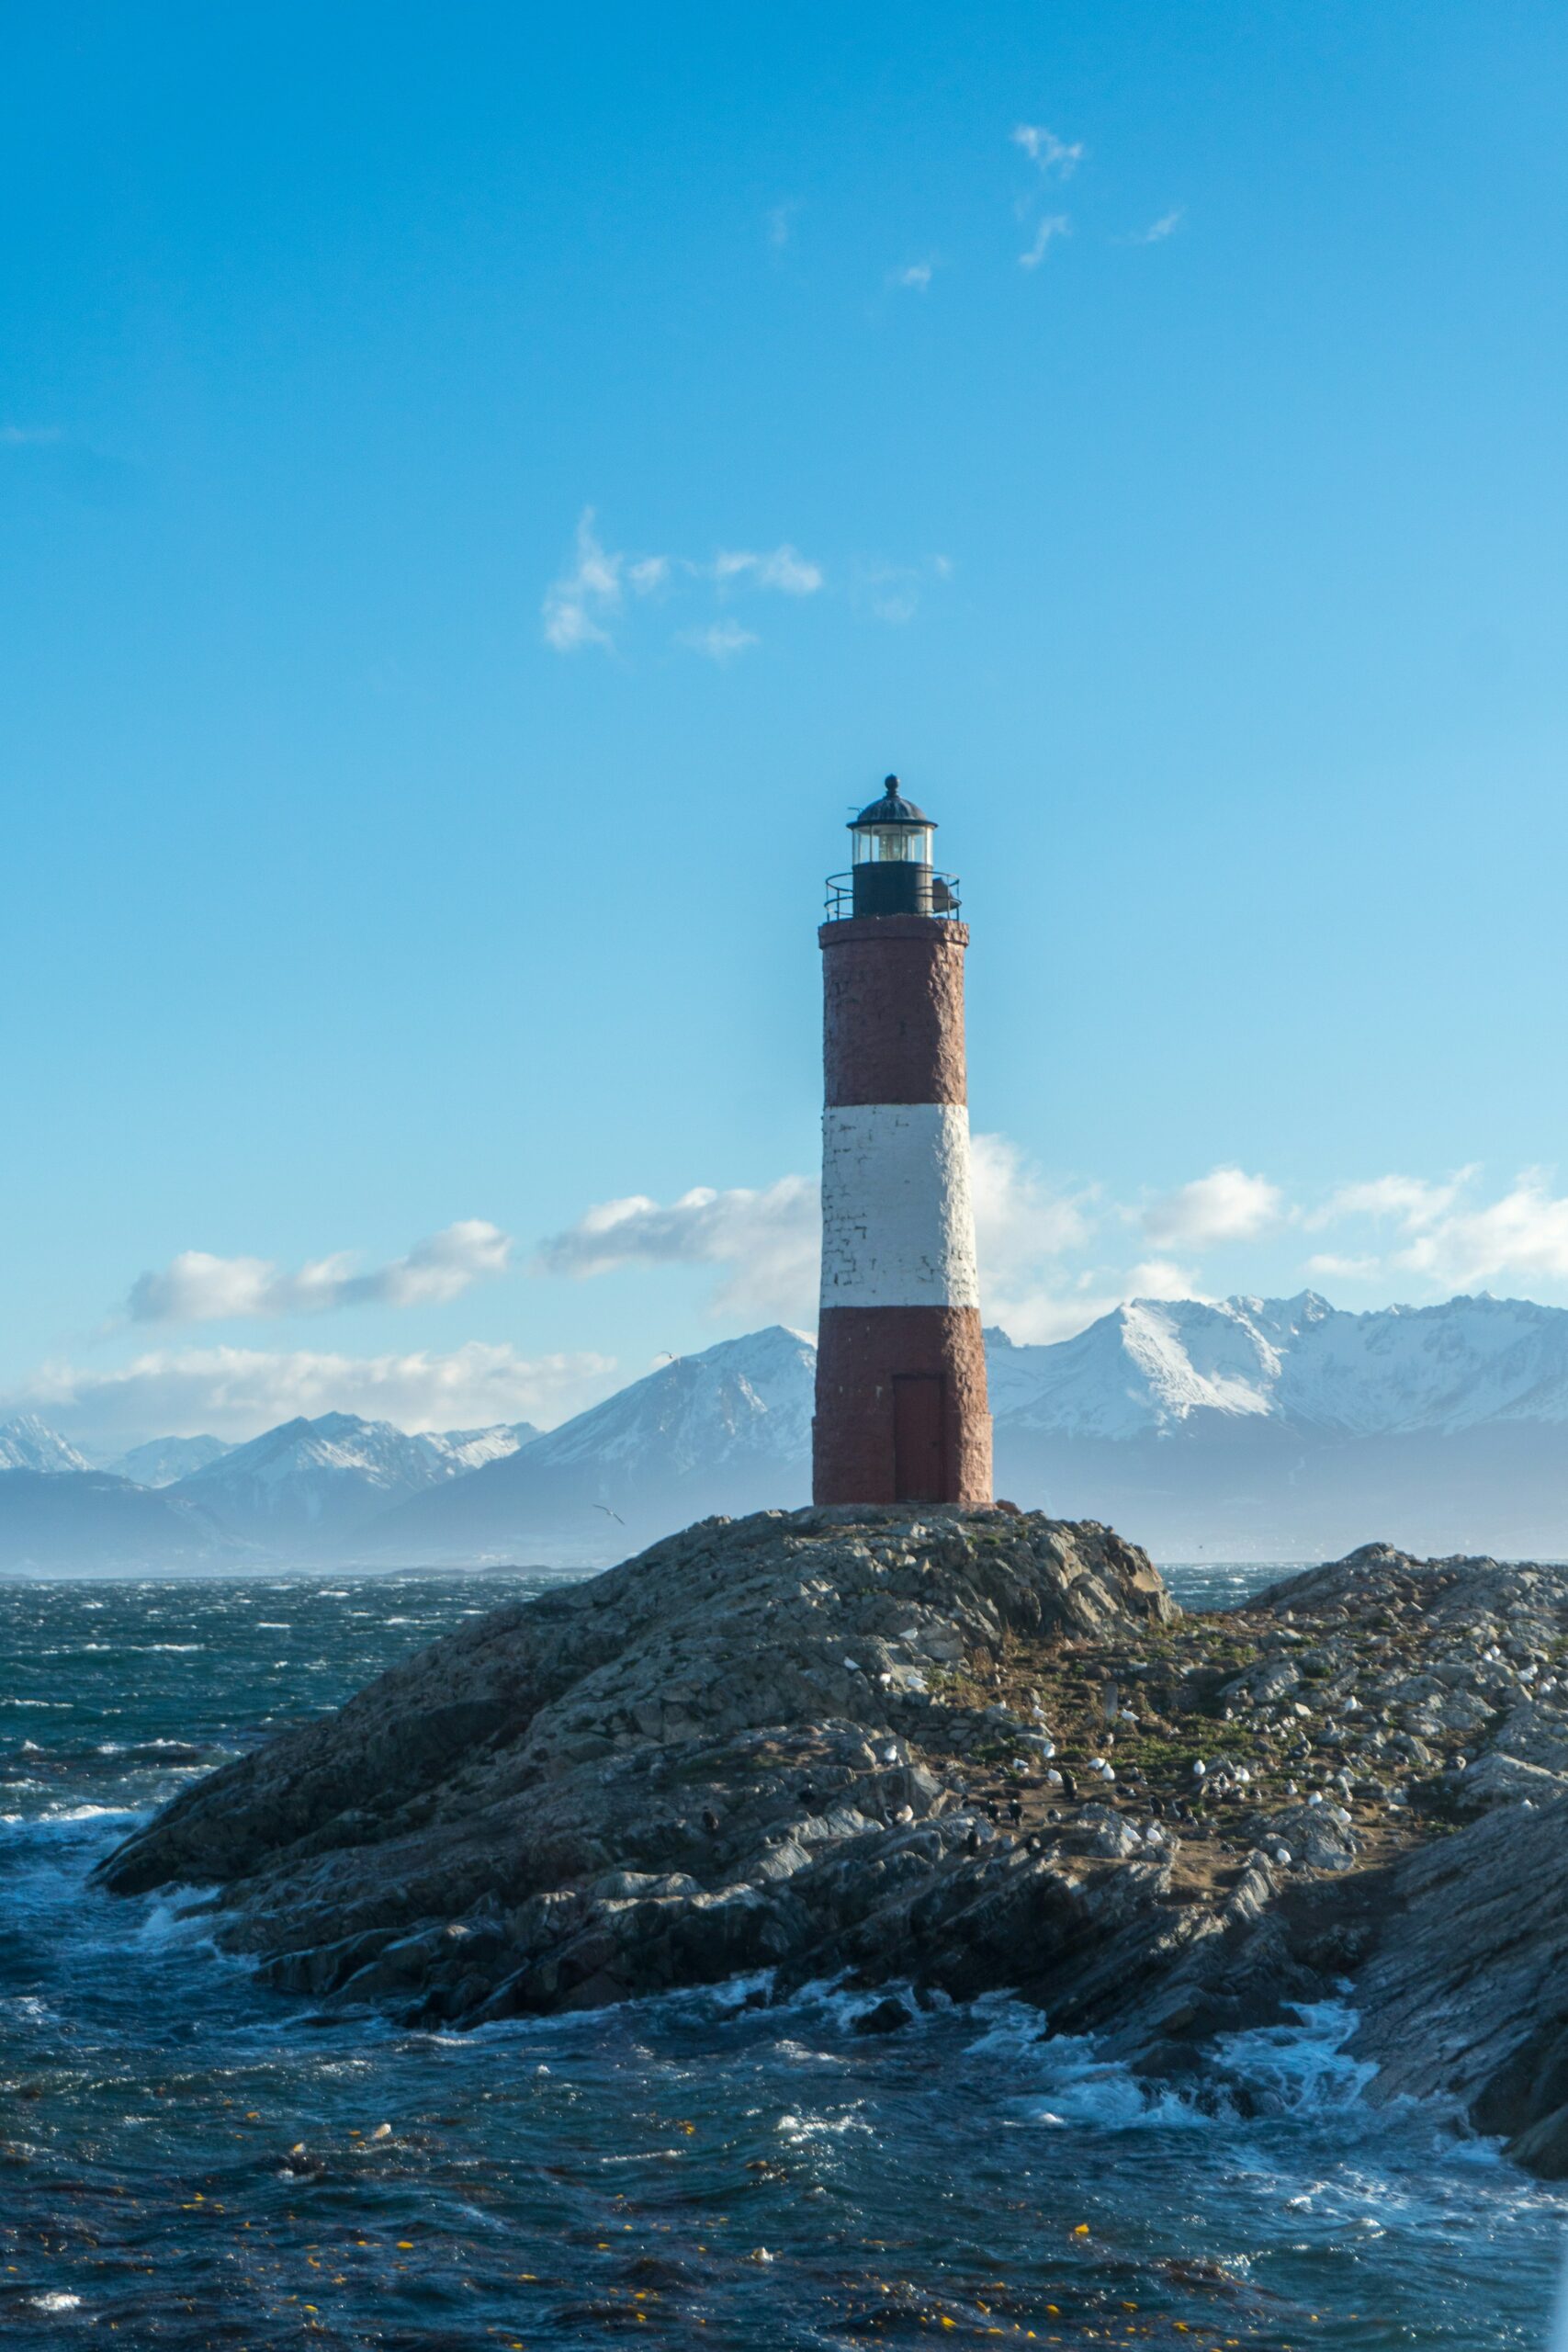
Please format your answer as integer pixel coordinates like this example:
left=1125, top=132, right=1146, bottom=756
left=592, top=1503, right=625, bottom=1524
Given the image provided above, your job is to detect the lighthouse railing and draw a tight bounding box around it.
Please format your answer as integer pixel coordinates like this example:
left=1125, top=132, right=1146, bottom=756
left=822, top=871, right=963, bottom=922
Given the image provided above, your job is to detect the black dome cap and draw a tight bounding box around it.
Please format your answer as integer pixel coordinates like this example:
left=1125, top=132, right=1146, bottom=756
left=850, top=775, right=935, bottom=829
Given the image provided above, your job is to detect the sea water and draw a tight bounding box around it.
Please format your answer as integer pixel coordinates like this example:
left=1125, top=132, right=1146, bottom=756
left=2, top=1567, right=1562, bottom=2348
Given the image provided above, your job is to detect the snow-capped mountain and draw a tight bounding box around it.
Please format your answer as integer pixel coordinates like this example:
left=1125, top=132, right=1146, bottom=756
left=0, top=1414, right=91, bottom=1475
left=169, top=1412, right=536, bottom=1547
left=20, top=1295, right=1568, bottom=1571
left=521, top=1326, right=812, bottom=1473
left=431, top=1422, right=540, bottom=1473
left=367, top=1328, right=815, bottom=1563
left=985, top=1292, right=1568, bottom=1559
left=107, top=1434, right=234, bottom=1488
left=987, top=1292, right=1568, bottom=1441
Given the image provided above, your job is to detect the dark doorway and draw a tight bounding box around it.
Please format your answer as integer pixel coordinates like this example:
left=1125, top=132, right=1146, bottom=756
left=893, top=1374, right=948, bottom=1503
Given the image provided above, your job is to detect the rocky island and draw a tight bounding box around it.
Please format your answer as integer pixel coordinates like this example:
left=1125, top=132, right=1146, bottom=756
left=102, top=1507, right=1568, bottom=2177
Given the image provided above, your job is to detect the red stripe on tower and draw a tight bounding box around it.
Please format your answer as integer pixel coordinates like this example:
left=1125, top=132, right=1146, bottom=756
left=812, top=777, right=993, bottom=1508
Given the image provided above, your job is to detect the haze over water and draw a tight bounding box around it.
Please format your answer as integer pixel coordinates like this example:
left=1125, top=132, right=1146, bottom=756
left=2, top=1566, right=1561, bottom=2348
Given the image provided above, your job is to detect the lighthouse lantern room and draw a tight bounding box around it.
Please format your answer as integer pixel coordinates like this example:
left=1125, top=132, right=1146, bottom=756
left=813, top=777, right=993, bottom=1509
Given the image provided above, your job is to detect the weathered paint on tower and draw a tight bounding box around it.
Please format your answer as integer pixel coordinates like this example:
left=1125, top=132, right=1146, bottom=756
left=812, top=781, right=993, bottom=1508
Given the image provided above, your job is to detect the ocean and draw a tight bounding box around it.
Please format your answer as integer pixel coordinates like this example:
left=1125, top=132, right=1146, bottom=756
left=2, top=1565, right=1562, bottom=2349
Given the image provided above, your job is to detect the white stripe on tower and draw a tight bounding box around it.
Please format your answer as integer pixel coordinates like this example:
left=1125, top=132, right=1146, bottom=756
left=819, top=1102, right=980, bottom=1310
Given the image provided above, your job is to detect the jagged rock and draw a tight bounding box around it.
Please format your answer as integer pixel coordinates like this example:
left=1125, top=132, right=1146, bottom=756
left=101, top=1506, right=1173, bottom=2022
left=1349, top=1790, right=1568, bottom=2149
left=1250, top=1801, right=1359, bottom=1871
left=98, top=1515, right=1568, bottom=2182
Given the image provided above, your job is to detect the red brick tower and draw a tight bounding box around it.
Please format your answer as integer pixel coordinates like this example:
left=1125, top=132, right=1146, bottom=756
left=812, top=778, right=993, bottom=1508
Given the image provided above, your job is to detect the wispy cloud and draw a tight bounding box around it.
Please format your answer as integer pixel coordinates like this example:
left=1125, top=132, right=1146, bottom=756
left=541, top=509, right=624, bottom=650
left=1, top=424, right=63, bottom=447
left=1310, top=1174, right=1471, bottom=1232
left=125, top=1222, right=512, bottom=1325
left=890, top=260, right=935, bottom=292
left=1010, top=122, right=1082, bottom=270
left=543, top=512, right=826, bottom=657
left=1126, top=208, right=1184, bottom=244
left=1020, top=214, right=1071, bottom=268
left=536, top=1177, right=819, bottom=1320
left=852, top=553, right=953, bottom=625
left=1011, top=125, right=1085, bottom=178
left=766, top=202, right=798, bottom=253
left=17, top=1341, right=615, bottom=1449
left=709, top=545, right=824, bottom=595
left=1312, top=1169, right=1568, bottom=1291
left=678, top=619, right=759, bottom=662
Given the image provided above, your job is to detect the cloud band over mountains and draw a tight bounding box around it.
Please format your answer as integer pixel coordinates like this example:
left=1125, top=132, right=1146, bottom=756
left=126, top=1221, right=513, bottom=1325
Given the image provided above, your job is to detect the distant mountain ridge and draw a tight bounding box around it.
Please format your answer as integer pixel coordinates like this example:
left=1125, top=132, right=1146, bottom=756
left=166, top=1412, right=540, bottom=1546
left=987, top=1291, right=1568, bottom=1440
left=6, top=1294, right=1568, bottom=1568
left=367, top=1326, right=815, bottom=1564
left=107, top=1434, right=233, bottom=1488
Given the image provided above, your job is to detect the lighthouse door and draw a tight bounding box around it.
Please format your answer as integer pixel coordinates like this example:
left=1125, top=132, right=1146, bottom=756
left=893, top=1374, right=948, bottom=1504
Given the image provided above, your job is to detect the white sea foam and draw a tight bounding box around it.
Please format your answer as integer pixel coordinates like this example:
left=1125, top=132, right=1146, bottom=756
left=1215, top=2001, right=1376, bottom=2114
left=1, top=1804, right=143, bottom=1831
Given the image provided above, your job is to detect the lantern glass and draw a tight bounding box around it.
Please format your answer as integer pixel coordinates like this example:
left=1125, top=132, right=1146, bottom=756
left=853, top=824, right=932, bottom=865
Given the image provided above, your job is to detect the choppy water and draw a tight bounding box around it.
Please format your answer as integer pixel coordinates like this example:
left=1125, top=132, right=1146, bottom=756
left=2, top=1567, right=1563, bottom=2348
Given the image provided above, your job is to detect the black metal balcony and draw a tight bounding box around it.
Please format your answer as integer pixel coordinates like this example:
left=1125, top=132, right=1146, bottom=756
left=823, top=868, right=962, bottom=922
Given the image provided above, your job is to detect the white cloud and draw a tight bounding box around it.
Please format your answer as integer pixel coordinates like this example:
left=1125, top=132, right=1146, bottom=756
left=1, top=424, right=63, bottom=447
left=1012, top=126, right=1084, bottom=178
left=541, top=509, right=623, bottom=650
left=535, top=1176, right=820, bottom=1320
left=709, top=544, right=824, bottom=595
left=1312, top=1173, right=1469, bottom=1232
left=766, top=202, right=798, bottom=252
left=891, top=260, right=935, bottom=292
left=1127, top=209, right=1183, bottom=243
left=1020, top=214, right=1071, bottom=268
left=543, top=514, right=827, bottom=656
left=678, top=620, right=760, bottom=662
left=1125, top=1258, right=1202, bottom=1300
left=1393, top=1174, right=1568, bottom=1289
left=1141, top=1168, right=1282, bottom=1249
left=16, top=1341, right=616, bottom=1451
left=530, top=1137, right=1180, bottom=1344
left=1300, top=1167, right=1568, bottom=1295
left=126, top=1221, right=512, bottom=1325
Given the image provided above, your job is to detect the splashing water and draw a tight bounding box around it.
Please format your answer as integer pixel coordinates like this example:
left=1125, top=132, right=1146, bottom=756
left=1, top=1568, right=1564, bottom=2347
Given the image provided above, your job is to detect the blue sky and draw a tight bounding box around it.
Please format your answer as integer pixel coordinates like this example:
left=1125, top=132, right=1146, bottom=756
left=4, top=1, right=1567, bottom=1447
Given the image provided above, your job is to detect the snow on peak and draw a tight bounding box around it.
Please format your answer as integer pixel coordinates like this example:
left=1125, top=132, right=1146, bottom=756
left=107, top=1434, right=233, bottom=1488
left=528, top=1325, right=816, bottom=1474
left=427, top=1422, right=539, bottom=1473
left=989, top=1291, right=1568, bottom=1439
left=0, top=1414, right=91, bottom=1475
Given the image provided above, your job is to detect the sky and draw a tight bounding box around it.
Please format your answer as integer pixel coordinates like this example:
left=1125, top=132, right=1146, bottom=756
left=3, top=0, right=1567, bottom=1452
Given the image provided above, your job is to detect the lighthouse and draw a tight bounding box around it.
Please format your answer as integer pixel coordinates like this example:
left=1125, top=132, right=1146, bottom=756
left=812, top=778, right=993, bottom=1508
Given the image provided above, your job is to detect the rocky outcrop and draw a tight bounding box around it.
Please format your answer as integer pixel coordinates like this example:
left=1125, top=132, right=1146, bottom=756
left=101, top=1511, right=1568, bottom=2177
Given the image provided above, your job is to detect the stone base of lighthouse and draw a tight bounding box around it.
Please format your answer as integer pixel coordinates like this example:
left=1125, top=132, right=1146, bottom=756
left=813, top=1306, right=992, bottom=1508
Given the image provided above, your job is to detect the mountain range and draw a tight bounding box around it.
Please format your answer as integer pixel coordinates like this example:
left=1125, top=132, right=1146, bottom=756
left=4, top=1292, right=1568, bottom=1570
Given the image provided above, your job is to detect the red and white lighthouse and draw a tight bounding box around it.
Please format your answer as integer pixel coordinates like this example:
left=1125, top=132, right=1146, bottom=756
left=812, top=778, right=993, bottom=1509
